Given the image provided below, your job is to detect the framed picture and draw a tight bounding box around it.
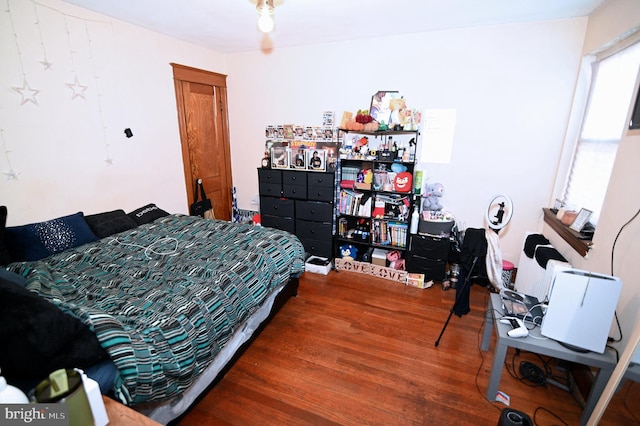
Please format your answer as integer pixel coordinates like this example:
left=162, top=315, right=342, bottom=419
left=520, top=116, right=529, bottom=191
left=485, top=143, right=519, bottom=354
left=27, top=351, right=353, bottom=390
left=271, top=146, right=289, bottom=169
left=293, top=125, right=305, bottom=140
left=265, top=125, right=275, bottom=139
left=283, top=124, right=294, bottom=140
left=304, top=126, right=314, bottom=140
left=570, top=208, right=593, bottom=232
left=291, top=148, right=307, bottom=169
left=306, top=149, right=326, bottom=171
left=370, top=91, right=401, bottom=124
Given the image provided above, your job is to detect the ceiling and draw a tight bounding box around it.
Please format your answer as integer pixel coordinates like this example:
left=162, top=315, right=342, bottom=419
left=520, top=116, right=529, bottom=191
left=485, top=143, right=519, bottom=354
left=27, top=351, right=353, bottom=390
left=60, top=0, right=606, bottom=54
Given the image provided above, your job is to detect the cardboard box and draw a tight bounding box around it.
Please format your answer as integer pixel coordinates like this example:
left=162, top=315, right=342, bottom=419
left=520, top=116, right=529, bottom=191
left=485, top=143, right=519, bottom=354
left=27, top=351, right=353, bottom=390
left=371, top=248, right=388, bottom=266
left=406, top=273, right=433, bottom=289
left=305, top=256, right=332, bottom=275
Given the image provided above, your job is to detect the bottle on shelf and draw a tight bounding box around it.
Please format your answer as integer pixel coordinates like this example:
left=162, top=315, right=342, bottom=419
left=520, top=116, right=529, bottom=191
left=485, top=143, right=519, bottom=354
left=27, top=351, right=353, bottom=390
left=410, top=206, right=420, bottom=234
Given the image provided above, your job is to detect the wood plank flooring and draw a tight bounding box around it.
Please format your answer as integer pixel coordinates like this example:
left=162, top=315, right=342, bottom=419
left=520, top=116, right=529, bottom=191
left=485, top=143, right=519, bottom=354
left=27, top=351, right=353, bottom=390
left=177, top=270, right=640, bottom=425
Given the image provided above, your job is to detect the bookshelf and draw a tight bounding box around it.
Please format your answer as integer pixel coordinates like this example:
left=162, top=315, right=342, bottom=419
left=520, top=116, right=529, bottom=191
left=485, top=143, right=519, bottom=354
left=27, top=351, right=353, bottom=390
left=335, top=129, right=419, bottom=263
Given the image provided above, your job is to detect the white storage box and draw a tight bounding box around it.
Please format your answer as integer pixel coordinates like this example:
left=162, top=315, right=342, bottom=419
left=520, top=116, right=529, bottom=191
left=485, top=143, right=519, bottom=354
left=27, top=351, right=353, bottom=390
left=371, top=248, right=388, bottom=267
left=305, top=256, right=332, bottom=275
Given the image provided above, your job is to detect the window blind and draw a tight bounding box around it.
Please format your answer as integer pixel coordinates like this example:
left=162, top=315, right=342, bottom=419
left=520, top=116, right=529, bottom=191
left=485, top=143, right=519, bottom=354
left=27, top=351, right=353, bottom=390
left=562, top=41, right=640, bottom=225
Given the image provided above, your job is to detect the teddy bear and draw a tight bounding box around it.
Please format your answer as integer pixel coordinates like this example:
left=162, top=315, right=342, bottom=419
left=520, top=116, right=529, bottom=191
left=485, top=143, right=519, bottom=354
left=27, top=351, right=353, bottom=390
left=423, top=183, right=444, bottom=211
left=386, top=250, right=405, bottom=270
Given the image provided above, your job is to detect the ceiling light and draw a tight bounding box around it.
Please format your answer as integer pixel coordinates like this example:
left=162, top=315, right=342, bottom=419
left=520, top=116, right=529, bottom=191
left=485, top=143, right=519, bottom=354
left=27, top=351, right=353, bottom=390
left=256, top=0, right=275, bottom=33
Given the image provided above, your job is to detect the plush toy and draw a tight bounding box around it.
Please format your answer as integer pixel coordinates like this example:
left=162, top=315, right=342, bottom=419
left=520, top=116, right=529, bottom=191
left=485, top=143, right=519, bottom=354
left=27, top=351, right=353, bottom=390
left=340, top=244, right=358, bottom=260
left=390, top=163, right=407, bottom=173
left=363, top=121, right=379, bottom=132
left=363, top=169, right=373, bottom=184
left=386, top=250, right=405, bottom=271
left=354, top=136, right=369, bottom=155
left=423, top=183, right=444, bottom=211
left=394, top=171, right=413, bottom=193
left=356, top=169, right=373, bottom=187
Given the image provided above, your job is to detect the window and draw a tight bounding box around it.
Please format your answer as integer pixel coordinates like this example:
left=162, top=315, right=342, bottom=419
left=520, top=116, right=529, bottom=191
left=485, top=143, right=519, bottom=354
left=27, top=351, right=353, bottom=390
left=562, top=41, right=640, bottom=225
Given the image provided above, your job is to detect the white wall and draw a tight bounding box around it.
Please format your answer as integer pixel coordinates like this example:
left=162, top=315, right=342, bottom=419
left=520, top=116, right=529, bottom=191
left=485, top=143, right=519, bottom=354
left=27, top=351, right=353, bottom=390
left=543, top=0, right=640, bottom=361
left=0, top=0, right=227, bottom=224
left=1, top=0, right=594, bottom=264
left=226, top=19, right=588, bottom=261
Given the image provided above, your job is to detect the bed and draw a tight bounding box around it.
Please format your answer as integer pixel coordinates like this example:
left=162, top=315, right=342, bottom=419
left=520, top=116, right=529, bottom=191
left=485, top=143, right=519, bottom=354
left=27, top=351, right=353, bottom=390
left=0, top=205, right=306, bottom=424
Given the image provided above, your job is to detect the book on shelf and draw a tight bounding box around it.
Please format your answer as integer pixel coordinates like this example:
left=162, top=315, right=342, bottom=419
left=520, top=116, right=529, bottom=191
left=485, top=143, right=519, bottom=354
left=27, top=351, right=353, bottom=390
left=373, top=194, right=411, bottom=221
left=370, top=220, right=408, bottom=247
left=387, top=222, right=408, bottom=248
left=339, top=190, right=371, bottom=217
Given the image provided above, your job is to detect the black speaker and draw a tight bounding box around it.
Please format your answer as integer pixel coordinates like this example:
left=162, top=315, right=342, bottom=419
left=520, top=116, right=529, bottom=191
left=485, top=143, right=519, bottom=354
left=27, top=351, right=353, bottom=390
left=498, top=408, right=532, bottom=426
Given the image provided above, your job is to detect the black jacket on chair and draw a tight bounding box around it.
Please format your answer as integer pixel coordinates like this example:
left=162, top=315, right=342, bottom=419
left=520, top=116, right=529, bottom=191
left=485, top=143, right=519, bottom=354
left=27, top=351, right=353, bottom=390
left=454, top=228, right=488, bottom=316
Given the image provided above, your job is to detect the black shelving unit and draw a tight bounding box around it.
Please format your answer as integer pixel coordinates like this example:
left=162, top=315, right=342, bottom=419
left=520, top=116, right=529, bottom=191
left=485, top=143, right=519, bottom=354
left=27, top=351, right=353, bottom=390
left=334, top=129, right=419, bottom=263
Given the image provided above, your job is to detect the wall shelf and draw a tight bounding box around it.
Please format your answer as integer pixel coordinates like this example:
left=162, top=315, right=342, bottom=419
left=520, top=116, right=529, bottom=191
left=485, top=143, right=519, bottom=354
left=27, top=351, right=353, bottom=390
left=542, top=208, right=592, bottom=257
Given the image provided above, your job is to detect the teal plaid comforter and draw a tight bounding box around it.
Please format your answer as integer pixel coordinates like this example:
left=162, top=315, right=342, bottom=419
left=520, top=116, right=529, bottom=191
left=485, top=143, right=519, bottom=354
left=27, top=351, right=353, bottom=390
left=7, top=215, right=305, bottom=405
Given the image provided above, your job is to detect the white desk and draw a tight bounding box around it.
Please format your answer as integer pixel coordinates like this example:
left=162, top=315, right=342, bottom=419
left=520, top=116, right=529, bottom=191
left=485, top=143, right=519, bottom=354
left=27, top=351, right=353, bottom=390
left=481, top=293, right=617, bottom=426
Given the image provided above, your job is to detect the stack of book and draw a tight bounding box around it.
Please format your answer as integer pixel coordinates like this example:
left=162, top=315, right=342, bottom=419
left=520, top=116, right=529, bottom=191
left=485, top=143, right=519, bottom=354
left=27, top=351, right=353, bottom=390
left=339, top=190, right=372, bottom=217
left=371, top=220, right=408, bottom=247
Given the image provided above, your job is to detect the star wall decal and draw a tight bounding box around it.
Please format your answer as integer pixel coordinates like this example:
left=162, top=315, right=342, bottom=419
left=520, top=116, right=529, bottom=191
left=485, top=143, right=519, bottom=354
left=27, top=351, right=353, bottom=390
left=12, top=80, right=40, bottom=105
left=40, top=59, right=53, bottom=70
left=3, top=169, right=20, bottom=180
left=66, top=76, right=88, bottom=100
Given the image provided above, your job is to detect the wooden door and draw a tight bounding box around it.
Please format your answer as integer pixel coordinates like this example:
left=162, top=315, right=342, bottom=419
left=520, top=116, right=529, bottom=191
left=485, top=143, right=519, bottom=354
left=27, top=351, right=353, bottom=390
left=172, top=64, right=233, bottom=221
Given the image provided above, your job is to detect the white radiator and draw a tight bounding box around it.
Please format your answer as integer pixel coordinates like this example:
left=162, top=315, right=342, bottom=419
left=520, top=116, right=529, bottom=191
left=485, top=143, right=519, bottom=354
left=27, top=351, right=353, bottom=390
left=513, top=233, right=571, bottom=302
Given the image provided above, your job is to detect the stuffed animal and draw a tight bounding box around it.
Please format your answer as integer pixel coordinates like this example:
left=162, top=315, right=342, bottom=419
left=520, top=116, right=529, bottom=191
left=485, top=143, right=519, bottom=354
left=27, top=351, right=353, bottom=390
left=357, top=168, right=373, bottom=184
left=363, top=169, right=373, bottom=184
left=340, top=244, right=358, bottom=260
left=423, top=183, right=444, bottom=211
left=394, top=171, right=413, bottom=193
left=386, top=250, right=405, bottom=270
left=390, top=163, right=407, bottom=173
left=354, top=136, right=369, bottom=155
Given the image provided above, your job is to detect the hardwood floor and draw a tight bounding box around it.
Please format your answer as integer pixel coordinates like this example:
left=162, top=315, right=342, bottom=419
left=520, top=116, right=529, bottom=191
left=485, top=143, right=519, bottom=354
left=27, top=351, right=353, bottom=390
left=177, top=270, right=640, bottom=425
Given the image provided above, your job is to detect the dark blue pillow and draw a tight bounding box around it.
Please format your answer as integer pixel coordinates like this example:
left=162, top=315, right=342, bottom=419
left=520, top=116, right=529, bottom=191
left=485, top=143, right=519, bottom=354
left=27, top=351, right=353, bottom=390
left=5, top=212, right=98, bottom=262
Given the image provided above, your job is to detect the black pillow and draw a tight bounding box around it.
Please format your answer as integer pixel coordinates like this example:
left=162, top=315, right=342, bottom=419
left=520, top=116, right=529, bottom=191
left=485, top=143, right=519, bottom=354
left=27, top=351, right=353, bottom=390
left=4, top=212, right=98, bottom=262
left=85, top=209, right=138, bottom=238
left=0, top=275, right=110, bottom=381
left=127, top=203, right=170, bottom=225
left=0, top=206, right=10, bottom=265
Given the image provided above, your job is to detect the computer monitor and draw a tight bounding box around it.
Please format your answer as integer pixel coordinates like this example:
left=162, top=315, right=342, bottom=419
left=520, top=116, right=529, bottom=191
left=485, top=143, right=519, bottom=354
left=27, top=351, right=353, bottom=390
left=540, top=269, right=622, bottom=353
